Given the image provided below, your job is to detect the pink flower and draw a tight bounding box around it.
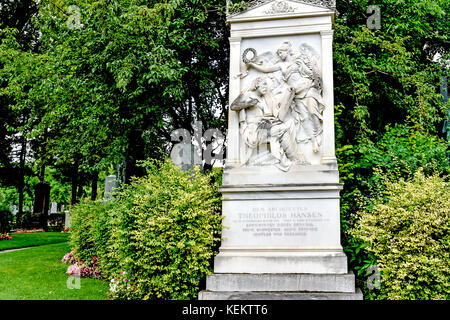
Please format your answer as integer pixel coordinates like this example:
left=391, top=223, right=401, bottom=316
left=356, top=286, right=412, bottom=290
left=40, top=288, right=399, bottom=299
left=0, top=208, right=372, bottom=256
left=67, top=264, right=80, bottom=277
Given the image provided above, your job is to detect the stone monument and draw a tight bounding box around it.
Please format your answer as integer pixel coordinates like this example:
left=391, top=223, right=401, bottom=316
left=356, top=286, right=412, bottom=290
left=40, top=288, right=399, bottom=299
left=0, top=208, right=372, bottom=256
left=199, top=0, right=362, bottom=299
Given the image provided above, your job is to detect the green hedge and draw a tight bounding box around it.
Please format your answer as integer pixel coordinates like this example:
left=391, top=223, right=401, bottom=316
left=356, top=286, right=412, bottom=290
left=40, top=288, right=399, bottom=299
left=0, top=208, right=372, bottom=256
left=351, top=170, right=449, bottom=299
left=69, top=198, right=112, bottom=262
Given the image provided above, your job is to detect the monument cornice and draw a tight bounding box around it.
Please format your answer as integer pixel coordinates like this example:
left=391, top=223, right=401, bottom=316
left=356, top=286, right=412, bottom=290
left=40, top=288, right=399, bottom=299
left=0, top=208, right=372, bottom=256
left=227, top=0, right=336, bottom=17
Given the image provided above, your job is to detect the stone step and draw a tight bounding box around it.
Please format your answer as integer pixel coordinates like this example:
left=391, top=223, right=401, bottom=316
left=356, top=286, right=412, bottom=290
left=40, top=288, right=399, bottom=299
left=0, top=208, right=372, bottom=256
left=198, top=289, right=363, bottom=300
left=206, top=272, right=356, bottom=293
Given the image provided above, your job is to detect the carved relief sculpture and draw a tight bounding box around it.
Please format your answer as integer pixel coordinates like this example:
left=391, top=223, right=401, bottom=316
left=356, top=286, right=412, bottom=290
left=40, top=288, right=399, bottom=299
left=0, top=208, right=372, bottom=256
left=233, top=41, right=325, bottom=170
left=231, top=76, right=300, bottom=171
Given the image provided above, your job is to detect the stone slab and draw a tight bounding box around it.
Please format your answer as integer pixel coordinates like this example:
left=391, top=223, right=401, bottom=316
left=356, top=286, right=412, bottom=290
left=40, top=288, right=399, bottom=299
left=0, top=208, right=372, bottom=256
left=206, top=272, right=356, bottom=293
left=214, top=250, right=348, bottom=274
left=198, top=289, right=363, bottom=300
left=222, top=165, right=339, bottom=186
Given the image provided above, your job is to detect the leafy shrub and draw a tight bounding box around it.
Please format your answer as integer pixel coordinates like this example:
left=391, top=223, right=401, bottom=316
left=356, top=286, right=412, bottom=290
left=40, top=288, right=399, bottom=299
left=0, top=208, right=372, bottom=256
left=338, top=124, right=450, bottom=295
left=338, top=124, right=449, bottom=204
left=68, top=198, right=112, bottom=262
left=104, top=160, right=222, bottom=300
left=13, top=210, right=33, bottom=230
left=47, top=213, right=65, bottom=232
left=351, top=170, right=449, bottom=300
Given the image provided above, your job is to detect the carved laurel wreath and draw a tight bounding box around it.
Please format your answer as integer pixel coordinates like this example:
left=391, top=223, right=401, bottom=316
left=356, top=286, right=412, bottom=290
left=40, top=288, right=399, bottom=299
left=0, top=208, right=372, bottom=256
left=242, top=48, right=258, bottom=64
left=265, top=1, right=295, bottom=14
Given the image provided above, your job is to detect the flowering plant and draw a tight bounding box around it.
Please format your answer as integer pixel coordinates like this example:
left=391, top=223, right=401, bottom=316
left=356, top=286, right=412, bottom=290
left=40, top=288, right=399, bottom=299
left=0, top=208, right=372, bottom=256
left=78, top=256, right=102, bottom=279
left=14, top=228, right=45, bottom=233
left=67, top=264, right=80, bottom=277
left=0, top=233, right=12, bottom=241
left=62, top=251, right=102, bottom=279
left=62, top=250, right=77, bottom=264
left=109, top=271, right=137, bottom=300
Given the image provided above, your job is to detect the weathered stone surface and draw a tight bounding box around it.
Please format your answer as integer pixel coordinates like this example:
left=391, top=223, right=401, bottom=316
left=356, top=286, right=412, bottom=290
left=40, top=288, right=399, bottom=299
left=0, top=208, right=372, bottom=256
left=214, top=250, right=348, bottom=274
left=198, top=289, right=363, bottom=300
left=206, top=272, right=356, bottom=292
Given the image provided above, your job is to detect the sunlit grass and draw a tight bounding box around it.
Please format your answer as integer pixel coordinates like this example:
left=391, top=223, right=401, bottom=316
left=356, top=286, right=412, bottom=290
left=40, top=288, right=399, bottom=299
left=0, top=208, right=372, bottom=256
left=0, top=242, right=109, bottom=300
left=0, top=232, right=69, bottom=251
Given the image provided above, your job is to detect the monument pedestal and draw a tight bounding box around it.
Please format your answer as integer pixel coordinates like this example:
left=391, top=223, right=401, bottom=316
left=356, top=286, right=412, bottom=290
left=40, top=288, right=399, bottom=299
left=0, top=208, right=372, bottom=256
left=214, top=180, right=347, bottom=275
left=199, top=181, right=362, bottom=300
left=199, top=272, right=362, bottom=300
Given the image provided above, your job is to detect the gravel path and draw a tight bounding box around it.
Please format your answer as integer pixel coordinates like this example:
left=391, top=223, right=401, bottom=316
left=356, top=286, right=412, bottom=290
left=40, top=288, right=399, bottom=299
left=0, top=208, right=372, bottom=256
left=0, top=247, right=34, bottom=254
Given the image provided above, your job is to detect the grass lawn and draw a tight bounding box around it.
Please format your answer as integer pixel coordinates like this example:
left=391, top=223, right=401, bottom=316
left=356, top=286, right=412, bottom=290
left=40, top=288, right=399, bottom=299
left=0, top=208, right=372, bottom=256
left=0, top=232, right=69, bottom=251
left=0, top=242, right=109, bottom=300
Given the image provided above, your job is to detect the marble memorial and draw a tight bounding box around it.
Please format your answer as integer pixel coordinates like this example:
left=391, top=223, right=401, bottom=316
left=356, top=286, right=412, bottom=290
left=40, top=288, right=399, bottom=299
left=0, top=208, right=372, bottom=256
left=199, top=0, right=362, bottom=299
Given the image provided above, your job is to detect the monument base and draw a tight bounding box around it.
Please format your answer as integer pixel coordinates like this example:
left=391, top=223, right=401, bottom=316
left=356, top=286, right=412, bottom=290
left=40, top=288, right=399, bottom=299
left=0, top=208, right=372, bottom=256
left=198, top=181, right=362, bottom=300
left=199, top=290, right=363, bottom=300
left=214, top=249, right=348, bottom=274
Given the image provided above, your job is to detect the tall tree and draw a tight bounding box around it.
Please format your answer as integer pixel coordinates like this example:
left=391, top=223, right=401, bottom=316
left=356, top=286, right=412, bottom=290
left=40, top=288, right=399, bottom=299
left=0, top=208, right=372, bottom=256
left=32, top=0, right=229, bottom=183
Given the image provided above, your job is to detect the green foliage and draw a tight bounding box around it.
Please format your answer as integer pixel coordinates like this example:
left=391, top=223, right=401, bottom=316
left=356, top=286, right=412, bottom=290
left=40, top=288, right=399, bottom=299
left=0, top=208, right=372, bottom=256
left=359, top=124, right=449, bottom=190
left=1, top=0, right=229, bottom=210
left=104, top=160, right=222, bottom=300
left=46, top=167, right=72, bottom=206
left=13, top=210, right=33, bottom=230
left=338, top=124, right=449, bottom=216
left=351, top=171, right=449, bottom=300
left=338, top=124, right=449, bottom=298
left=334, top=0, right=449, bottom=137
left=69, top=198, right=112, bottom=262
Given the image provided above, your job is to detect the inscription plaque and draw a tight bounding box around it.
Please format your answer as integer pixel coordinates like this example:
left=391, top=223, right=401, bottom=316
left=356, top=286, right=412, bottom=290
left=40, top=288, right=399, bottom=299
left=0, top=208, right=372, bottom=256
left=222, top=199, right=341, bottom=249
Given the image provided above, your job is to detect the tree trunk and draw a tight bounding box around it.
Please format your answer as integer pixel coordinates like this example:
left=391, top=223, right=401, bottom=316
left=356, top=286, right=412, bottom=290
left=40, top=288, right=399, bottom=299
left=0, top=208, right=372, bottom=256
left=18, top=128, right=26, bottom=215
left=91, top=171, right=98, bottom=201
left=125, top=129, right=145, bottom=184
left=39, top=164, right=46, bottom=183
left=77, top=171, right=83, bottom=200
left=71, top=160, right=78, bottom=205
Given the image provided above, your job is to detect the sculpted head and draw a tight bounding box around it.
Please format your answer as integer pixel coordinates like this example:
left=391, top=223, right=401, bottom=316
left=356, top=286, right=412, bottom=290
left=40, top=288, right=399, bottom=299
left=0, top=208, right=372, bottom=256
left=250, top=77, right=268, bottom=95
left=276, top=41, right=292, bottom=61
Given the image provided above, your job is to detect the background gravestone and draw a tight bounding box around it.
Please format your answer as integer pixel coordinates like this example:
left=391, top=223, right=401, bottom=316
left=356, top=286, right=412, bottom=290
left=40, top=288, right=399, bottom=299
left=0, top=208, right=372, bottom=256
left=104, top=175, right=118, bottom=199
left=50, top=201, right=58, bottom=214
left=32, top=182, right=50, bottom=231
